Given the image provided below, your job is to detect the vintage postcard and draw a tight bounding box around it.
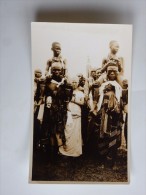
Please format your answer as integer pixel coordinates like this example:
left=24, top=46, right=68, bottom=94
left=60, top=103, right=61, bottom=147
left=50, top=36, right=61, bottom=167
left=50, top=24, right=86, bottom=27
left=30, top=22, right=132, bottom=183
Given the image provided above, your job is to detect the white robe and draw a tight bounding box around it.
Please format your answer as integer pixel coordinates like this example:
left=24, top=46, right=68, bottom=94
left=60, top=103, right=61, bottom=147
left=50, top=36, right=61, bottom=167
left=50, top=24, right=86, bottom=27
left=59, top=90, right=84, bottom=157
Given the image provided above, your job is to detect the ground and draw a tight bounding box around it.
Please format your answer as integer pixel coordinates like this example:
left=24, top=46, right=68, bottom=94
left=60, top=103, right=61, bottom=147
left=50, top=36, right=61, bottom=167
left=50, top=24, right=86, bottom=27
left=32, top=148, right=128, bottom=183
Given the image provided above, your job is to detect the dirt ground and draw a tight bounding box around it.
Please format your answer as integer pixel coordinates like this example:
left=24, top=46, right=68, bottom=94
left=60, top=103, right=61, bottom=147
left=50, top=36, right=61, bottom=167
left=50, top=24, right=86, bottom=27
left=32, top=147, right=128, bottom=183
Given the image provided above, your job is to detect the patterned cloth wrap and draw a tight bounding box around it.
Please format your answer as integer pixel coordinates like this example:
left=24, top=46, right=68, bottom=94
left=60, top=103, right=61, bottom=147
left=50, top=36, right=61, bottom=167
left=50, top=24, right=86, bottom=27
left=41, top=77, right=73, bottom=147
left=97, top=82, right=123, bottom=156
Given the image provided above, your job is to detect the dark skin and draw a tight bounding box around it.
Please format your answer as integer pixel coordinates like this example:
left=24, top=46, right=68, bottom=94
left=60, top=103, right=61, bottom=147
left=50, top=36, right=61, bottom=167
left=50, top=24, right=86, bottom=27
left=107, top=70, right=117, bottom=81
left=79, top=76, right=86, bottom=87
left=35, top=72, right=42, bottom=78
left=91, top=71, right=97, bottom=80
left=110, top=42, right=119, bottom=55
left=52, top=68, right=62, bottom=82
left=46, top=43, right=67, bottom=77
left=122, top=82, right=128, bottom=89
left=101, top=42, right=122, bottom=74
left=52, top=43, right=61, bottom=57
left=96, top=71, right=101, bottom=79
left=52, top=68, right=61, bottom=77
left=34, top=72, right=42, bottom=83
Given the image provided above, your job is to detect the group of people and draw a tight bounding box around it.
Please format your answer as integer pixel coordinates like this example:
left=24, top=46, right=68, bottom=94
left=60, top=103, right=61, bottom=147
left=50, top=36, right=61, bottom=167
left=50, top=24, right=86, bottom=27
left=33, top=40, right=128, bottom=169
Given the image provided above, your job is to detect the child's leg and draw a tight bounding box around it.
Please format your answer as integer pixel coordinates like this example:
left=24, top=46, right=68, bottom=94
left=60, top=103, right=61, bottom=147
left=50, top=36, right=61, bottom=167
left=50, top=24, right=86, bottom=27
left=116, top=74, right=124, bottom=87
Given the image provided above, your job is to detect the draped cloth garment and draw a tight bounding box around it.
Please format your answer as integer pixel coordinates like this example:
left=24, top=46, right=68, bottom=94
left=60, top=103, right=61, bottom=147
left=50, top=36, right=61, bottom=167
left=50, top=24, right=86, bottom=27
left=59, top=90, right=84, bottom=157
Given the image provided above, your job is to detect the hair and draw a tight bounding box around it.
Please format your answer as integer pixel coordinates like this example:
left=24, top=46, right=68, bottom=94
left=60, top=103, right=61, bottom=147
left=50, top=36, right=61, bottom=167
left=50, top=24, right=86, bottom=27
left=34, top=68, right=42, bottom=74
left=71, top=76, right=79, bottom=83
left=109, top=40, right=119, bottom=48
left=51, top=42, right=61, bottom=49
left=122, top=79, right=128, bottom=85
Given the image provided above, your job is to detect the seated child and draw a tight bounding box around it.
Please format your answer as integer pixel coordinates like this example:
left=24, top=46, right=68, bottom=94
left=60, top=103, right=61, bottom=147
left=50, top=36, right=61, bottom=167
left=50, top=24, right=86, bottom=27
left=45, top=42, right=67, bottom=78
left=102, top=40, right=124, bottom=75
left=98, top=40, right=124, bottom=87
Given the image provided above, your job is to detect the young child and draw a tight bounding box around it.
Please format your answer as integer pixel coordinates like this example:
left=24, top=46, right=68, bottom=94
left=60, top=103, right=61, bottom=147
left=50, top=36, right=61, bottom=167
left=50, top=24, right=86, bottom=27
left=102, top=40, right=124, bottom=75
left=98, top=41, right=124, bottom=87
left=45, top=42, right=67, bottom=78
left=34, top=68, right=42, bottom=98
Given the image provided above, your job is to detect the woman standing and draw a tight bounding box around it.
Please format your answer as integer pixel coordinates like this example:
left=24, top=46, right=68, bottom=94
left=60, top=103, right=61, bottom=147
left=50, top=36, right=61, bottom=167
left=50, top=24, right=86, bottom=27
left=97, top=66, right=123, bottom=168
left=59, top=77, right=84, bottom=157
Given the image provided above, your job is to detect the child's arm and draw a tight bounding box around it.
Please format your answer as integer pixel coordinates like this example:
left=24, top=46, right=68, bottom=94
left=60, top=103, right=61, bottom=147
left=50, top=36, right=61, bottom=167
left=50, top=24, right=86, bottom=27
left=63, top=58, right=68, bottom=77
left=119, top=57, right=124, bottom=75
left=45, top=59, right=52, bottom=76
left=101, top=60, right=113, bottom=73
left=102, top=57, right=107, bottom=68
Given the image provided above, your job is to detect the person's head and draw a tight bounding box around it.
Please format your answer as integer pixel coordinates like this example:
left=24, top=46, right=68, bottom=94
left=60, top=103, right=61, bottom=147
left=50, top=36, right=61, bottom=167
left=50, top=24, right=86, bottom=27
left=107, top=66, right=118, bottom=81
left=71, top=77, right=79, bottom=90
left=79, top=76, right=86, bottom=87
left=77, top=73, right=83, bottom=79
left=51, top=42, right=61, bottom=57
left=104, top=83, right=115, bottom=93
left=91, top=68, right=97, bottom=79
left=96, top=68, right=102, bottom=79
left=122, top=79, right=128, bottom=89
left=34, top=68, right=42, bottom=79
left=109, top=40, right=119, bottom=54
left=51, top=62, right=62, bottom=78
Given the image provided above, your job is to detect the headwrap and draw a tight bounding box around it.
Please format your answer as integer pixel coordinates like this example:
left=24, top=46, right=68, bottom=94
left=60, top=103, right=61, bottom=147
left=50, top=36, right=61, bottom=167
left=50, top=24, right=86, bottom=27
left=97, top=80, right=122, bottom=112
left=107, top=65, right=118, bottom=72
left=91, top=68, right=97, bottom=72
left=122, top=79, right=128, bottom=85
left=34, top=68, right=42, bottom=74
left=71, top=76, right=79, bottom=83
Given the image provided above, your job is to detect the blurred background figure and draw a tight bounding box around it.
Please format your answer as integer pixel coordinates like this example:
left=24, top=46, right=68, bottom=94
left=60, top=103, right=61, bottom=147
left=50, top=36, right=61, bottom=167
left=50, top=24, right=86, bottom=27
left=96, top=68, right=102, bottom=80
left=34, top=68, right=42, bottom=98
left=121, top=79, right=128, bottom=149
left=33, top=69, right=45, bottom=151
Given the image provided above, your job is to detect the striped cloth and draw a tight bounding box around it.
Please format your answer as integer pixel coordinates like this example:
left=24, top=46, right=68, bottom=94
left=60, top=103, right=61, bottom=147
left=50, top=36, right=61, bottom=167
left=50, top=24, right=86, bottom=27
left=98, top=125, right=121, bottom=155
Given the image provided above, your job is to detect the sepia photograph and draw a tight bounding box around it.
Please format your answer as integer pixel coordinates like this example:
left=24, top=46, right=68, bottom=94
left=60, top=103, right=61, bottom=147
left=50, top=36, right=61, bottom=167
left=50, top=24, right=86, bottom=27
left=30, top=22, right=132, bottom=183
